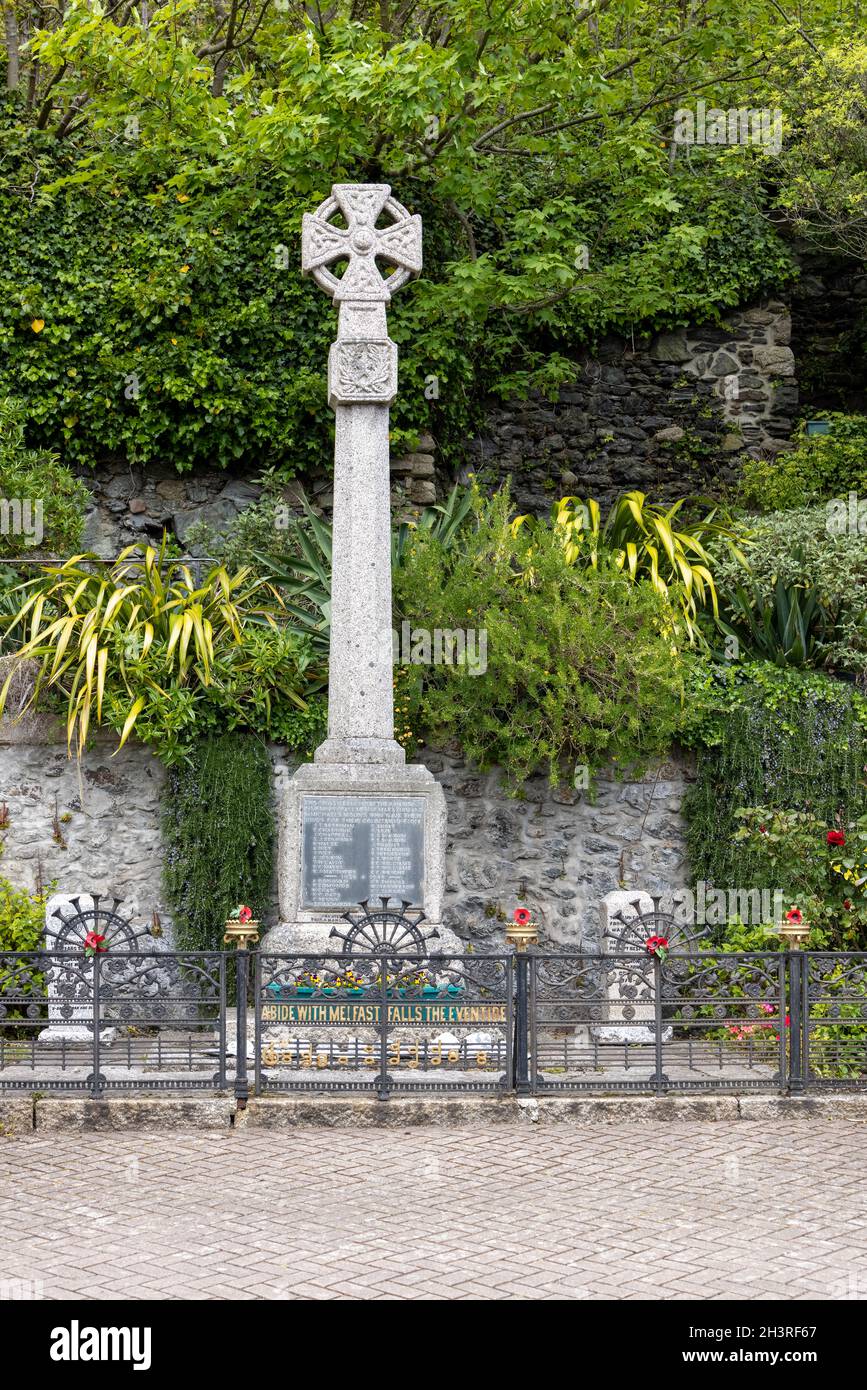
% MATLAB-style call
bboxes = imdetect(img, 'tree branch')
[3,4,20,92]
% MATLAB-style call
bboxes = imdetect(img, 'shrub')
[738,414,867,511]
[713,505,867,674]
[0,397,88,559]
[732,807,867,949]
[0,875,47,953]
[394,489,686,788]
[0,875,50,1009]
[162,733,274,951]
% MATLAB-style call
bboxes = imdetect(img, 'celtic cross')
[302,183,422,304]
[300,184,422,765]
[302,183,422,407]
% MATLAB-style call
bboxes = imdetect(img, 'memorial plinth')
[266,183,457,956]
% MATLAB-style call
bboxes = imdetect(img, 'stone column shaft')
[316,402,401,763]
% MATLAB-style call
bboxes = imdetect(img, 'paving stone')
[3,1121,867,1300]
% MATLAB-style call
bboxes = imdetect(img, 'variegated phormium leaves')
[0,538,291,757]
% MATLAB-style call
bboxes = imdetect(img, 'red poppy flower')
[513,908,531,926]
[239,905,252,924]
[785,908,803,924]
[827,830,846,847]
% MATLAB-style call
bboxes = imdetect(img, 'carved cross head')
[302,184,422,304]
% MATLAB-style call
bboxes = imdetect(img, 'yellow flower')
[179,265,190,274]
[176,193,190,203]
[30,319,45,333]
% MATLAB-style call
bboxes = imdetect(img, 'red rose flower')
[785,908,803,925]
[83,931,107,957]
[513,908,531,926]
[759,824,767,835]
[827,830,846,847]
[844,900,853,911]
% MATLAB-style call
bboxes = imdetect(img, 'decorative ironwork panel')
[804,953,867,1088]
[255,949,512,1098]
[0,949,228,1096]
[529,951,787,1094]
[47,895,154,951]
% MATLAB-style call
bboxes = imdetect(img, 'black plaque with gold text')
[301,794,425,909]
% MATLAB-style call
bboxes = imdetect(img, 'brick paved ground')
[3,1121,867,1300]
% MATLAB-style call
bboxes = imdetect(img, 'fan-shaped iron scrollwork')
[331,898,439,964]
[606,894,699,956]
[47,895,153,951]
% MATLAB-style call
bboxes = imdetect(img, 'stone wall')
[77,438,439,559]
[464,300,795,513]
[0,731,168,932]
[1,703,692,949]
[74,299,796,551]
[428,749,692,949]
[789,259,867,415]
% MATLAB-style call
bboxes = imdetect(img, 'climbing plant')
[161,732,274,951]
[682,660,867,893]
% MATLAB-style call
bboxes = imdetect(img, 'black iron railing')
[1,947,866,1099]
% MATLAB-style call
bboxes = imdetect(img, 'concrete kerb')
[0,1092,864,1134]
[0,1096,34,1136]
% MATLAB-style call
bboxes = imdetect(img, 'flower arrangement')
[281,965,446,995]
[294,967,367,991]
[377,968,438,991]
[83,931,107,958]
[223,901,260,948]
[644,934,669,961]
[508,906,539,949]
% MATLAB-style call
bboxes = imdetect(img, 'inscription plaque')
[301,794,425,909]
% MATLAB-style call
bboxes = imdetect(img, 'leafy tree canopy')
[0,0,861,475]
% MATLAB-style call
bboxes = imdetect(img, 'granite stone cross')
[302,183,422,765]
